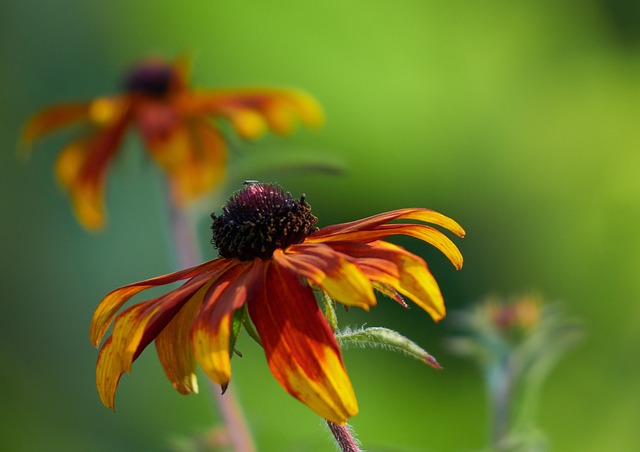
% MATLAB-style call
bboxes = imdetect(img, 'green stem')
[487,358,514,451]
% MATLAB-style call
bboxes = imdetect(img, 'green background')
[2,1,640,450]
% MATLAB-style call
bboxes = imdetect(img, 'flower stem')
[326,421,361,452]
[208,380,256,452]
[487,359,514,451]
[165,181,256,452]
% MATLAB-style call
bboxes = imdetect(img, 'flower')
[90,183,465,424]
[21,57,323,230]
[447,295,582,450]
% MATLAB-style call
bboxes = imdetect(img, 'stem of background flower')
[487,360,514,451]
[326,421,361,452]
[166,181,256,452]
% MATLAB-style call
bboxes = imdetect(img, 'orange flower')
[90,183,464,424]
[21,57,322,230]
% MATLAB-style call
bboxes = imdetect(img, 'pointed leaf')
[337,326,442,369]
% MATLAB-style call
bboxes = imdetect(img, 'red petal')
[248,260,358,424]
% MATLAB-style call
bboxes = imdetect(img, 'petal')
[191,261,260,386]
[20,102,91,150]
[90,258,231,347]
[222,109,267,140]
[88,96,130,126]
[97,277,215,409]
[68,180,105,231]
[54,139,103,230]
[95,337,123,409]
[141,117,228,203]
[134,101,181,145]
[55,110,131,230]
[273,244,376,310]
[192,88,323,136]
[109,279,213,375]
[309,221,463,270]
[326,241,447,321]
[154,288,204,395]
[174,119,228,202]
[309,208,466,240]
[248,260,358,424]
[305,209,464,269]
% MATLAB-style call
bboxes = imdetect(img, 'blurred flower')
[21,57,322,230]
[90,182,464,424]
[448,295,582,451]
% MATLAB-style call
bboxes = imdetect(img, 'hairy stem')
[327,421,360,452]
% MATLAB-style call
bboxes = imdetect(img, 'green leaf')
[321,290,339,332]
[336,326,441,369]
[242,304,262,347]
[228,307,245,357]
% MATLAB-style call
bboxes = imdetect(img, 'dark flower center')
[211,183,318,261]
[124,60,173,97]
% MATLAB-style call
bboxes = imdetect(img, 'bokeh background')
[2,0,640,450]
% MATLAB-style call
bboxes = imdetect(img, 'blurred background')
[2,0,640,450]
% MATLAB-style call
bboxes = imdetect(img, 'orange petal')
[141,118,228,203]
[380,224,463,269]
[96,336,123,409]
[20,102,91,151]
[311,224,463,270]
[248,261,358,424]
[68,180,106,231]
[54,111,130,231]
[310,208,465,240]
[224,109,267,140]
[108,279,213,375]
[155,287,204,395]
[273,245,376,310]
[282,89,324,129]
[326,241,447,321]
[88,96,130,126]
[175,119,227,202]
[54,139,103,230]
[90,258,231,347]
[191,261,260,386]
[193,88,323,136]
[96,276,213,408]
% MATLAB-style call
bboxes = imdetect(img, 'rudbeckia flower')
[90,183,465,424]
[21,57,322,230]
